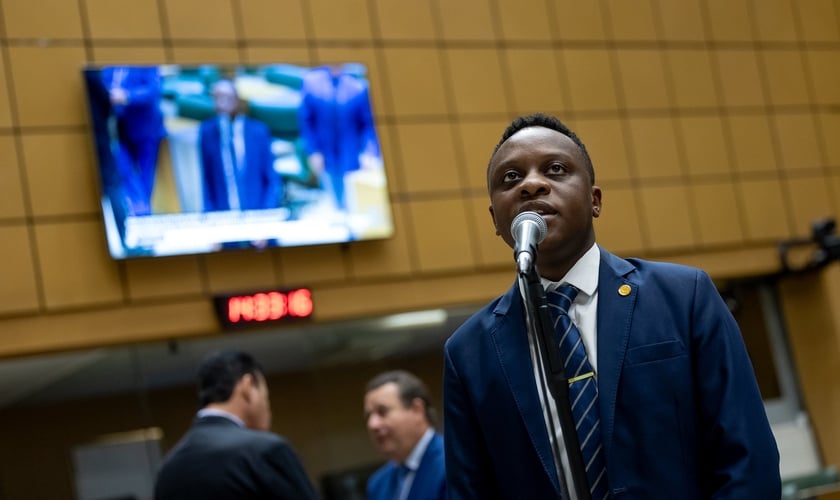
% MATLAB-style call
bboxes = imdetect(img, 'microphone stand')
[517,253,591,500]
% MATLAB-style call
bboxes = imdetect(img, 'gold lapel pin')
[618,284,632,296]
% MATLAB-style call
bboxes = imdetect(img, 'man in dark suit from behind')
[154,349,319,499]
[364,370,445,500]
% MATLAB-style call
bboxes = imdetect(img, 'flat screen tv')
[82,63,394,259]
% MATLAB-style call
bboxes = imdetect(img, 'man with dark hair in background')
[154,349,318,499]
[442,113,780,498]
[364,370,445,500]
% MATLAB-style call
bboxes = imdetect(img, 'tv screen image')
[82,63,394,259]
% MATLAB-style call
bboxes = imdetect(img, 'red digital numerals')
[225,288,313,324]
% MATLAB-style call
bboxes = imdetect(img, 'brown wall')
[2,0,839,358]
[1,0,840,497]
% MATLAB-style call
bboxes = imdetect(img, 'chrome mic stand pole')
[517,253,592,500]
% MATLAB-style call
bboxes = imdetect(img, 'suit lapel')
[492,283,561,494]
[595,251,637,460]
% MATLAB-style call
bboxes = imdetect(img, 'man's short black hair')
[366,370,437,427]
[487,112,595,186]
[197,350,264,408]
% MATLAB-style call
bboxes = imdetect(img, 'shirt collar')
[197,408,245,427]
[219,114,243,127]
[541,243,600,298]
[403,428,435,472]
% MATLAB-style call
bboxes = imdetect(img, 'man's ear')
[237,374,255,402]
[409,397,426,416]
[489,205,500,236]
[592,185,602,218]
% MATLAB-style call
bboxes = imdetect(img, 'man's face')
[244,373,272,431]
[212,82,239,116]
[364,382,425,462]
[487,127,601,279]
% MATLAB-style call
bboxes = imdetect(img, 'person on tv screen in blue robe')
[100,65,166,217]
[298,64,381,213]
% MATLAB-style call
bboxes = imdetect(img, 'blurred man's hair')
[198,349,264,408]
[366,370,437,427]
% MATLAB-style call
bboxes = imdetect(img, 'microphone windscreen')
[510,211,547,244]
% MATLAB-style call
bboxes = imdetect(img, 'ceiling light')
[379,309,447,329]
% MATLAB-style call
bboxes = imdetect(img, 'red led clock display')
[214,288,313,329]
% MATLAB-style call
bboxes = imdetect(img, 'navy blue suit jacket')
[443,249,780,499]
[154,416,318,499]
[367,432,446,500]
[199,116,280,212]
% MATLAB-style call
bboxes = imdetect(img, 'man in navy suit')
[154,349,318,499]
[199,79,281,212]
[364,370,446,500]
[298,64,381,212]
[443,113,780,499]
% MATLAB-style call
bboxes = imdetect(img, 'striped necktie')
[220,117,240,210]
[547,284,609,499]
[392,463,411,500]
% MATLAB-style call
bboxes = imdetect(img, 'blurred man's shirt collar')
[197,408,245,427]
[404,427,434,471]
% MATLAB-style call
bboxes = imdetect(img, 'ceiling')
[0,304,480,409]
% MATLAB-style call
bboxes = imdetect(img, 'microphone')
[511,211,547,274]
